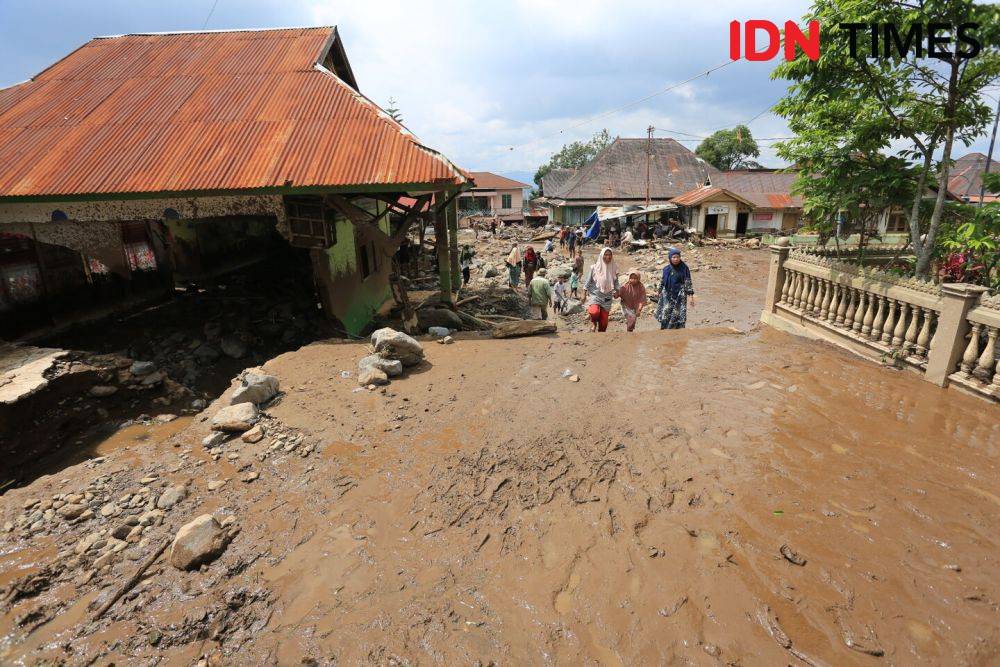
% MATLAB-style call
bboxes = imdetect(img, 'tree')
[773,0,1000,278]
[534,129,612,191]
[695,125,761,170]
[386,97,403,124]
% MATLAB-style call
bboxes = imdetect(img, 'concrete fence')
[760,242,999,403]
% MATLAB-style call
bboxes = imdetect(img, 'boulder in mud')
[211,403,258,432]
[358,367,389,386]
[491,320,557,339]
[358,355,402,378]
[370,328,424,367]
[220,336,247,359]
[130,361,156,376]
[562,299,584,315]
[88,385,118,398]
[230,372,279,406]
[156,484,188,510]
[168,514,230,570]
[427,326,450,338]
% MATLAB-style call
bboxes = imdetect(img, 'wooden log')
[456,310,493,330]
[91,538,170,621]
[490,320,557,339]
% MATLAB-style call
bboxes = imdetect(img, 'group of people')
[505,240,695,331]
[583,246,695,332]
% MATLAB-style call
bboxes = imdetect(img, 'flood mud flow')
[1,312,996,664]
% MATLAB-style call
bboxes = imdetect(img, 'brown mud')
[1,321,997,664]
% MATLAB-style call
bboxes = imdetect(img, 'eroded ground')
[1,324,997,665]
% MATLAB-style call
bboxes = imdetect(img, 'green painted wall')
[319,205,393,336]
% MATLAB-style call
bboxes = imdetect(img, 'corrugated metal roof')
[0,27,467,200]
[555,138,717,202]
[467,171,530,190]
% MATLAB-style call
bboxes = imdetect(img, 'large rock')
[484,266,499,278]
[211,403,259,432]
[88,385,118,398]
[370,328,424,367]
[358,355,403,378]
[169,514,229,570]
[358,367,389,386]
[230,372,279,406]
[563,299,584,315]
[417,308,463,331]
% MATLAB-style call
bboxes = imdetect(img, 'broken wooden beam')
[490,320,557,339]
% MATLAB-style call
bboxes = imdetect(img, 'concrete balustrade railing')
[761,243,997,403]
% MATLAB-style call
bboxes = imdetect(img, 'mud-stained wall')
[0,195,285,225]
[310,208,393,337]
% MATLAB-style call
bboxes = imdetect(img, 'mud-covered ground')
[2,321,997,664]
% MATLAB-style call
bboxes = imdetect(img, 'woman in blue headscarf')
[655,247,695,329]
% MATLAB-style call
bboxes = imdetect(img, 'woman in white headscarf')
[505,244,522,289]
[585,247,620,332]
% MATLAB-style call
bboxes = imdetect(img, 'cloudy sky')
[1,0,996,184]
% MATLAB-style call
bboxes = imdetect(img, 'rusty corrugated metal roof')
[0,27,467,200]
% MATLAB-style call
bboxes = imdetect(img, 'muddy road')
[1,323,996,665]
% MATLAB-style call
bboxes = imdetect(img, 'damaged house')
[0,27,468,339]
[542,138,717,226]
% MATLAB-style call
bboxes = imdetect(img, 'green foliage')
[534,129,612,190]
[772,0,1000,278]
[936,202,1000,289]
[694,125,761,171]
[386,97,403,124]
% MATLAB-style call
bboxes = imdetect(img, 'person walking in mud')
[459,244,475,287]
[527,268,553,320]
[655,247,695,329]
[618,268,647,332]
[585,247,619,333]
[505,243,522,290]
[570,249,584,299]
[522,245,539,287]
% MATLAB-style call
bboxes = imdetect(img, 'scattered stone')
[75,533,105,555]
[242,471,259,483]
[230,372,279,406]
[99,502,121,518]
[203,432,228,448]
[358,355,403,378]
[191,398,207,410]
[154,414,177,424]
[88,385,119,398]
[437,335,454,345]
[780,543,807,566]
[427,326,451,338]
[568,375,580,382]
[207,480,227,491]
[484,266,499,278]
[241,425,264,443]
[156,485,188,510]
[211,403,259,432]
[131,361,156,376]
[141,371,165,387]
[57,504,87,520]
[169,514,230,570]
[371,328,425,367]
[22,499,40,510]
[357,367,389,387]
[562,299,584,315]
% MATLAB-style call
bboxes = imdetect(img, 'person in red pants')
[585,247,620,332]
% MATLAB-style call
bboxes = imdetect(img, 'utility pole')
[645,125,654,207]
[978,95,999,208]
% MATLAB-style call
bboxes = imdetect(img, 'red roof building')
[0,27,469,337]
